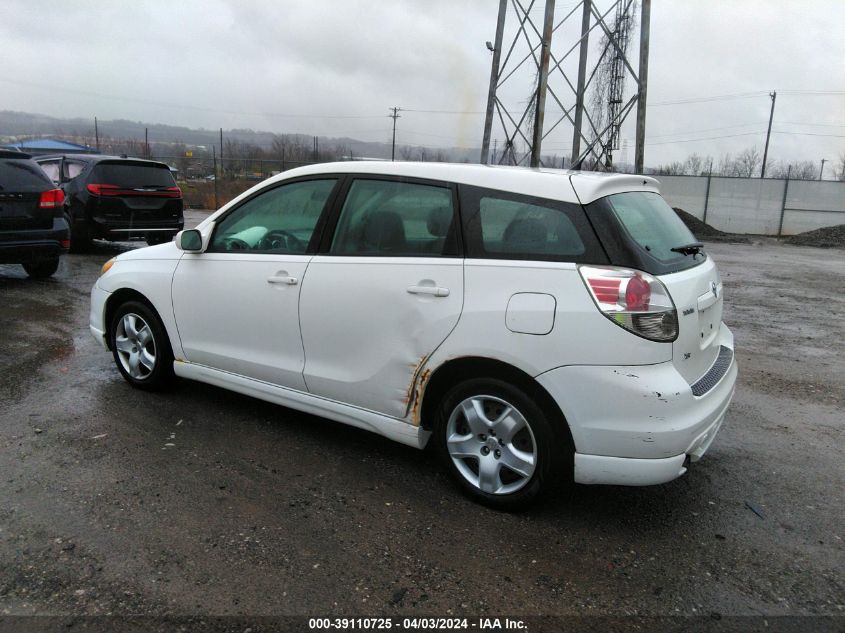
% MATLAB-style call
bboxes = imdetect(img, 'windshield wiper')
[670,242,704,256]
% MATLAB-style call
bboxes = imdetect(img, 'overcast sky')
[2,0,844,172]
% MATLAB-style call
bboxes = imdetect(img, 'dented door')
[299,255,463,418]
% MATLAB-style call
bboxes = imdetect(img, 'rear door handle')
[407,285,449,297]
[267,275,298,285]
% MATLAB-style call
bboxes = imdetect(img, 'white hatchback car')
[90,162,737,508]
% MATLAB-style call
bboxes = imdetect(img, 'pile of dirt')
[673,208,749,243]
[784,224,845,248]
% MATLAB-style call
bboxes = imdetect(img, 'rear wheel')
[109,300,174,390]
[434,378,569,510]
[22,258,60,278]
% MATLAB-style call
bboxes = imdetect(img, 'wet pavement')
[0,215,842,620]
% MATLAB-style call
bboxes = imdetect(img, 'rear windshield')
[604,191,702,265]
[92,163,176,188]
[0,158,53,192]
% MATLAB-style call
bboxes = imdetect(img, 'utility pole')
[819,158,827,180]
[530,0,555,168]
[389,107,401,161]
[761,91,776,178]
[571,0,591,169]
[94,116,100,152]
[219,128,224,180]
[634,0,651,174]
[212,145,219,210]
[481,0,507,164]
[144,127,149,158]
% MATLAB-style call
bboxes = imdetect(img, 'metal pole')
[634,0,650,174]
[212,145,219,211]
[531,0,556,168]
[819,158,827,180]
[703,175,712,225]
[481,0,507,164]
[761,91,776,178]
[389,107,401,161]
[777,164,791,237]
[571,0,591,168]
[94,116,100,151]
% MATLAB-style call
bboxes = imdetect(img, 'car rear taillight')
[579,265,678,342]
[39,188,65,208]
[87,184,121,196]
[60,239,71,249]
[86,184,181,197]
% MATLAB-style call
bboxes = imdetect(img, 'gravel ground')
[0,213,842,626]
[784,224,845,249]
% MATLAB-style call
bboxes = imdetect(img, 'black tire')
[109,300,175,391]
[22,258,60,279]
[433,378,570,510]
[68,220,92,253]
[145,232,176,246]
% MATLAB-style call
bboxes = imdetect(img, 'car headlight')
[100,258,116,276]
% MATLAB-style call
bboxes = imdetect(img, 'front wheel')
[109,300,174,390]
[434,378,569,510]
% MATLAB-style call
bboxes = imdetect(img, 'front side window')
[210,179,336,253]
[460,185,605,263]
[330,179,457,257]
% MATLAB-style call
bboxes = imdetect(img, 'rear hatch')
[0,155,56,230]
[88,161,182,226]
[588,190,723,384]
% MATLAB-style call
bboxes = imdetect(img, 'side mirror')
[177,229,203,252]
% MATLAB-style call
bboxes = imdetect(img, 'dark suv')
[0,150,70,278]
[35,154,184,249]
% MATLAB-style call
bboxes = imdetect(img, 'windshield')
[605,191,700,263]
[92,162,176,188]
[0,158,53,192]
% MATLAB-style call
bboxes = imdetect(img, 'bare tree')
[836,152,845,181]
[732,147,762,178]
[683,153,704,176]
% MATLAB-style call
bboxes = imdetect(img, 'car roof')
[268,161,660,205]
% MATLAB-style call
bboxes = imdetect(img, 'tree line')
[654,148,845,181]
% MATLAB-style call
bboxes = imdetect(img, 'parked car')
[89,162,737,508]
[0,150,69,277]
[35,154,184,249]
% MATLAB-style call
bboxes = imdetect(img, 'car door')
[171,177,340,390]
[299,176,464,418]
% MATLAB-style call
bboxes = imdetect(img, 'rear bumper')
[537,323,737,486]
[0,218,70,264]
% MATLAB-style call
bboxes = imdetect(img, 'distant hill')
[0,109,478,162]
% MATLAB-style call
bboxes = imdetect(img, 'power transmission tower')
[389,107,401,161]
[480,0,650,172]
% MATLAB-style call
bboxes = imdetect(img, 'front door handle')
[267,275,298,285]
[407,285,449,297]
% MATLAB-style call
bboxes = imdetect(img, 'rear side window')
[459,185,605,263]
[38,159,61,183]
[64,161,85,180]
[0,158,53,192]
[92,163,176,188]
[330,179,458,257]
[604,192,698,263]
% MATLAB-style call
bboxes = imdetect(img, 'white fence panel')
[654,174,845,236]
[655,176,708,219]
